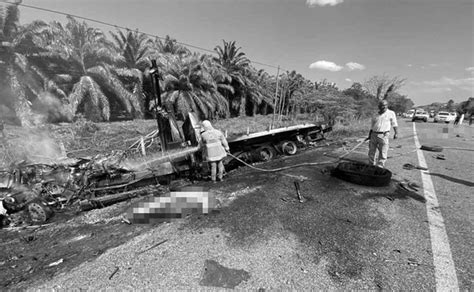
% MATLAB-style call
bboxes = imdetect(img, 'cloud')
[309,60,343,71]
[345,78,352,82]
[466,67,474,72]
[412,76,474,93]
[306,0,344,7]
[407,64,413,67]
[345,62,365,71]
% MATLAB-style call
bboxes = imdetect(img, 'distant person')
[470,114,474,126]
[458,113,465,125]
[200,120,230,183]
[454,113,460,125]
[366,100,398,168]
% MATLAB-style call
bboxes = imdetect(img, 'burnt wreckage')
[0,60,331,226]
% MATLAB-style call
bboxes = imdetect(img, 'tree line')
[1,3,415,127]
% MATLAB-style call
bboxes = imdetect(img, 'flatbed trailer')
[226,123,332,163]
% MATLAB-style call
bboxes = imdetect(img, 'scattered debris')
[47,258,63,267]
[121,217,131,225]
[403,163,428,171]
[136,239,168,255]
[407,258,420,266]
[396,182,426,203]
[109,266,120,280]
[294,181,304,203]
[420,145,443,152]
[434,154,446,160]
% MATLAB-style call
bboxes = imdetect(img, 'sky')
[15,0,474,106]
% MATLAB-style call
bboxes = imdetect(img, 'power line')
[1,0,286,72]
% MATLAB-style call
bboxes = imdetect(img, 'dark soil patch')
[200,259,250,288]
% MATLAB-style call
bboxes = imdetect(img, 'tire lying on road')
[332,162,392,187]
[420,145,443,152]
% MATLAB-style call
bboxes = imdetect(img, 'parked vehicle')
[412,110,429,122]
[406,109,415,118]
[434,111,454,123]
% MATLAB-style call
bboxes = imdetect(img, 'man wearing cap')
[200,120,230,182]
[367,100,398,168]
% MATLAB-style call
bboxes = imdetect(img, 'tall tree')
[214,40,250,116]
[0,1,50,125]
[363,74,405,100]
[30,16,141,121]
[160,54,229,120]
[153,35,190,56]
[110,28,154,118]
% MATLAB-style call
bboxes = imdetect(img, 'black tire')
[27,199,53,224]
[420,145,443,152]
[332,162,392,187]
[256,146,275,162]
[281,141,298,155]
[423,118,427,122]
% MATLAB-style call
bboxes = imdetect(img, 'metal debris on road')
[136,239,168,255]
[109,266,120,280]
[294,181,304,203]
[403,163,428,171]
[433,154,446,160]
[47,258,63,267]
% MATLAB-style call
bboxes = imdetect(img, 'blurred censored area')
[127,186,216,224]
[416,125,473,139]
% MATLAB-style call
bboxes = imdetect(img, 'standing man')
[200,120,230,183]
[367,100,398,168]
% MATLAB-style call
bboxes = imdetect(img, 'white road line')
[412,123,459,291]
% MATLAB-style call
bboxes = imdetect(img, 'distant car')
[406,109,415,118]
[434,111,454,123]
[412,110,429,122]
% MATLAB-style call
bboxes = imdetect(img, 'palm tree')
[110,28,155,118]
[213,40,250,116]
[152,35,190,56]
[160,54,229,120]
[0,1,52,125]
[29,16,140,122]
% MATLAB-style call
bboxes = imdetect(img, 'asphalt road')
[24,119,473,290]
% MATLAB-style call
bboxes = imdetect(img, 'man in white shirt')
[367,100,398,168]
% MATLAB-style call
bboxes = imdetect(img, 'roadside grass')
[326,119,370,141]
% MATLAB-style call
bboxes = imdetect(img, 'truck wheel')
[27,200,53,224]
[257,146,275,162]
[281,141,298,155]
[332,162,392,187]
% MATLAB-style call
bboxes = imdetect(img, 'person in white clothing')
[367,100,398,168]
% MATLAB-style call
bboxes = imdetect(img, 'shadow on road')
[428,173,474,187]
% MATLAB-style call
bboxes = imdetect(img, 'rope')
[227,139,368,173]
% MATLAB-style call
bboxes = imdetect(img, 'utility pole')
[149,59,169,152]
[270,66,280,130]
